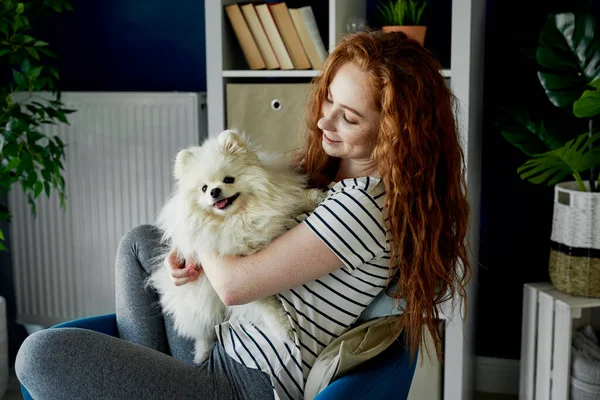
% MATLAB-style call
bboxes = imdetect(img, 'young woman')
[16,30,471,400]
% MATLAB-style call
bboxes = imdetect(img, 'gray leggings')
[15,225,274,400]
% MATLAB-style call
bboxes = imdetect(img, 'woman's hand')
[167,249,203,286]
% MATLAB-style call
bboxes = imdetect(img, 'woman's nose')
[317,115,334,132]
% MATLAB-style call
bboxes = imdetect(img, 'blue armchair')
[20,313,417,399]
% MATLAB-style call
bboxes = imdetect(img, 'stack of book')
[224,2,327,70]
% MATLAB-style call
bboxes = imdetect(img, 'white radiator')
[8,92,207,327]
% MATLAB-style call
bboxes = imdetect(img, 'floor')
[3,370,21,400]
[1,368,518,400]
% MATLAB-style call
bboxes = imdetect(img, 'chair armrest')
[52,313,119,338]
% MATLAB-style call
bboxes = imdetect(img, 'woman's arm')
[198,222,342,306]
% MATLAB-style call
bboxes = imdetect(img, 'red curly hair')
[293,30,472,361]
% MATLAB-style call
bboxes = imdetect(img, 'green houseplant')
[0,0,74,250]
[498,12,600,297]
[376,0,428,45]
[499,12,600,193]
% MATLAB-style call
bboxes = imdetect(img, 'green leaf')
[13,72,27,90]
[21,151,32,170]
[27,170,37,187]
[590,78,600,90]
[38,48,58,58]
[34,181,43,198]
[0,49,10,58]
[34,40,49,47]
[536,13,600,110]
[13,16,22,32]
[33,77,47,91]
[16,2,25,14]
[47,66,59,80]
[2,157,17,171]
[495,108,572,156]
[29,66,43,79]
[573,89,600,118]
[44,181,51,197]
[517,132,600,186]
[26,47,40,60]
[21,58,30,74]
[27,194,36,217]
[0,241,6,252]
[54,110,68,124]
[0,229,4,241]
[20,16,30,28]
[41,169,51,181]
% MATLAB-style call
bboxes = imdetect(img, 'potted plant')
[0,0,74,251]
[376,0,428,45]
[498,12,600,297]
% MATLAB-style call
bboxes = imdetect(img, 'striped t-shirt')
[217,176,391,400]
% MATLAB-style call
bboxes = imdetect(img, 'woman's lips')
[323,133,341,144]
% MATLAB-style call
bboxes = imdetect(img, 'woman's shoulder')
[328,176,383,194]
[327,176,386,207]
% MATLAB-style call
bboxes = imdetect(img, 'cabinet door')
[226,83,312,157]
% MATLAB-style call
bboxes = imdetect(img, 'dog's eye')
[223,176,235,184]
[201,185,207,193]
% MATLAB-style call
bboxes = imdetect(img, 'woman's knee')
[15,329,72,389]
[116,224,165,269]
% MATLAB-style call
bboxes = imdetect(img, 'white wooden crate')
[520,282,600,400]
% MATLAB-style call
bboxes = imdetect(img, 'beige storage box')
[226,83,312,158]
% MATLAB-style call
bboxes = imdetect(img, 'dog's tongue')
[215,199,228,209]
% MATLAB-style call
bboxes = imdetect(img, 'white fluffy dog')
[147,129,325,364]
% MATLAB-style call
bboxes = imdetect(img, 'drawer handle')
[271,99,283,111]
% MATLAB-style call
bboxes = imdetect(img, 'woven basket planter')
[549,181,600,297]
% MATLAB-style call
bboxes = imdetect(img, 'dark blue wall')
[45,0,207,92]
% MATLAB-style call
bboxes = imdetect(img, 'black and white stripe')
[219,177,390,400]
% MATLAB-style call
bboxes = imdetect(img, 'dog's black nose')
[210,188,221,198]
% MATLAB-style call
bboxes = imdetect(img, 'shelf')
[223,70,320,78]
[223,68,452,78]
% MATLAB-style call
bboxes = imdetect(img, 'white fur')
[147,129,325,364]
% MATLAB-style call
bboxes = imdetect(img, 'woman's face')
[317,62,380,163]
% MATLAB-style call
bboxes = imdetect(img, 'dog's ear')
[218,129,248,155]
[174,149,195,180]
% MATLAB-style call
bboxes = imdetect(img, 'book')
[268,2,311,70]
[289,6,327,70]
[240,3,279,70]
[254,3,294,70]
[224,4,266,70]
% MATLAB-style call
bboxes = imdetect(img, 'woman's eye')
[343,115,357,125]
[201,185,207,192]
[223,176,235,184]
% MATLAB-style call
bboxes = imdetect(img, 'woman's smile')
[323,133,341,144]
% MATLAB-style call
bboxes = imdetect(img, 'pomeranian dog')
[147,129,325,364]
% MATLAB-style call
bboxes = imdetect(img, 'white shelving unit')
[204,1,485,399]
[222,69,452,78]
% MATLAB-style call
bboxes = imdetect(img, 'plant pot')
[549,181,600,297]
[381,25,427,46]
